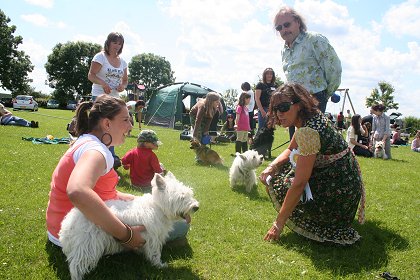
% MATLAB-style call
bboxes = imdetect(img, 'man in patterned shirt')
[274,6,342,139]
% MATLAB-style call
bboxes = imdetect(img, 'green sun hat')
[137,130,162,146]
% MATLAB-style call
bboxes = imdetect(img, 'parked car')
[13,95,38,111]
[66,100,77,110]
[47,99,60,109]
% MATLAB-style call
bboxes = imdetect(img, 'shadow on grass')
[194,161,230,171]
[46,240,199,280]
[276,219,408,277]
[231,185,270,202]
[388,158,409,163]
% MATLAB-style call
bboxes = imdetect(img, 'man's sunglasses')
[275,22,292,31]
[273,101,299,113]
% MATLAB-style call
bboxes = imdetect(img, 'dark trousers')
[353,146,373,157]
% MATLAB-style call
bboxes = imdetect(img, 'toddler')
[122,130,164,191]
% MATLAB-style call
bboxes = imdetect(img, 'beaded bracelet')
[119,224,133,245]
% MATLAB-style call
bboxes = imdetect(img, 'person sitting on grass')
[0,103,39,128]
[346,114,373,157]
[46,95,145,249]
[411,130,420,152]
[221,114,236,142]
[391,127,407,145]
[121,130,164,192]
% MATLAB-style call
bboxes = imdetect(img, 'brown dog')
[190,139,223,165]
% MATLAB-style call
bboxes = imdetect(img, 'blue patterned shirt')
[372,113,391,139]
[282,31,342,96]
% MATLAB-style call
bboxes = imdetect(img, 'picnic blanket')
[22,136,70,144]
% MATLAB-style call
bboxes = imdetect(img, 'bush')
[403,116,420,135]
[35,97,49,108]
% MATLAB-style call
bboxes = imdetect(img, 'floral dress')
[266,113,365,245]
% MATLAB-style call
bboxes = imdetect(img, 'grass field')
[0,108,419,280]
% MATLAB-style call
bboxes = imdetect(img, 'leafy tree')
[0,9,34,95]
[365,81,399,112]
[45,41,101,104]
[223,89,239,109]
[128,53,175,99]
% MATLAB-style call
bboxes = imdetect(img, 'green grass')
[0,108,419,279]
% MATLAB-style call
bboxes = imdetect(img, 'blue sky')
[2,0,419,117]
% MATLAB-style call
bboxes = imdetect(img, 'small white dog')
[59,172,199,280]
[374,141,388,159]
[229,150,264,192]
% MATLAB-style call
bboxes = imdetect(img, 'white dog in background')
[59,172,199,280]
[229,150,264,192]
[374,141,388,159]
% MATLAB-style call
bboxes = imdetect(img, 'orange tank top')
[46,140,118,238]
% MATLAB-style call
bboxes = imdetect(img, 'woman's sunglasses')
[273,101,299,113]
[275,22,292,31]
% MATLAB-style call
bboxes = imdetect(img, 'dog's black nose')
[192,206,199,212]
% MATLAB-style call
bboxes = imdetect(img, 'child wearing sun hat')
[121,129,164,191]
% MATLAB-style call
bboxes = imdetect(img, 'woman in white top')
[88,32,128,161]
[346,114,372,157]
[88,32,128,101]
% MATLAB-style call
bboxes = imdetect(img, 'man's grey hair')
[274,6,307,32]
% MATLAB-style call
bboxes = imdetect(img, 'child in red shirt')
[122,130,164,191]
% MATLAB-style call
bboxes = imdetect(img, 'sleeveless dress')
[266,113,365,245]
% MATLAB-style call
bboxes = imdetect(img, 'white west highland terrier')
[229,150,264,193]
[59,172,199,280]
[374,140,388,159]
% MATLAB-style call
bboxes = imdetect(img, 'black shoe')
[35,121,39,128]
[30,121,36,128]
[113,156,121,169]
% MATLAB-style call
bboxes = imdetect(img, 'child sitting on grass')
[122,130,164,192]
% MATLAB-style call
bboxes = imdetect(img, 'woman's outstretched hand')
[264,222,284,242]
[259,164,277,186]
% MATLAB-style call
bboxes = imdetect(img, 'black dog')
[250,126,274,159]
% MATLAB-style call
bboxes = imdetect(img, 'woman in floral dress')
[259,83,365,245]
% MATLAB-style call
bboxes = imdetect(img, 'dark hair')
[262,68,276,84]
[135,100,145,108]
[371,104,386,112]
[351,114,362,135]
[238,92,251,108]
[104,32,124,55]
[226,114,234,120]
[274,6,307,32]
[74,95,126,137]
[241,82,251,91]
[268,83,319,127]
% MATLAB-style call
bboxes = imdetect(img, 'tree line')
[0,9,175,106]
